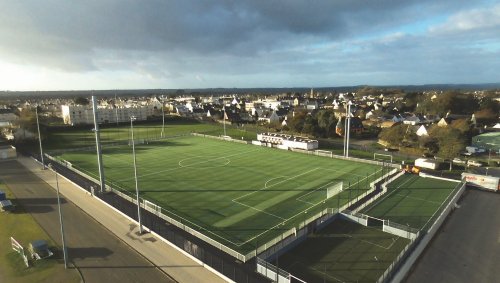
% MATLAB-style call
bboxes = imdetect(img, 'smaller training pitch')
[362,174,461,230]
[58,135,384,254]
[276,218,410,283]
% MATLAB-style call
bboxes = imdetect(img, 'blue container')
[0,190,5,201]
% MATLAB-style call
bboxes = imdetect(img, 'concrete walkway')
[18,156,227,283]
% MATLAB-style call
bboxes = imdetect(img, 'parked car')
[467,160,484,167]
[452,158,466,165]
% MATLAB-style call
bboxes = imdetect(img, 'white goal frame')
[374,153,393,163]
[326,182,343,200]
[315,150,333,158]
[11,237,29,267]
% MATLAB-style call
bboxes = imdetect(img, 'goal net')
[128,138,146,146]
[326,182,343,199]
[373,153,393,163]
[315,150,333,158]
[11,237,29,267]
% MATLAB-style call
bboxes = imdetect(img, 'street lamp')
[130,116,143,234]
[48,164,68,269]
[35,107,45,169]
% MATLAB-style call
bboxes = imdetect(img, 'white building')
[256,132,318,150]
[61,104,155,125]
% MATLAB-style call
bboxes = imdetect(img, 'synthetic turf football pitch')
[275,218,410,283]
[56,135,385,254]
[361,174,461,230]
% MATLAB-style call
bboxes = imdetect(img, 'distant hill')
[0,83,499,99]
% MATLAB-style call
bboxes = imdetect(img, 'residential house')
[437,117,454,127]
[380,121,399,128]
[258,111,280,124]
[335,116,364,136]
[403,114,424,125]
[416,125,429,137]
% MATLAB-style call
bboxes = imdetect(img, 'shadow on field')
[101,141,191,154]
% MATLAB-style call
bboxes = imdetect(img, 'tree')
[316,110,337,137]
[301,115,318,135]
[418,91,479,116]
[15,107,44,142]
[428,126,466,170]
[474,108,497,126]
[74,97,89,105]
[287,111,307,133]
[450,119,471,134]
[378,124,406,147]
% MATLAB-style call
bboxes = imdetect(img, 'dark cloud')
[0,0,498,88]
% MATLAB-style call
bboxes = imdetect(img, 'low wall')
[340,211,368,226]
[256,257,290,283]
[383,223,418,240]
[419,172,461,183]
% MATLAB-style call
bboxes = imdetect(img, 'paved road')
[0,160,175,283]
[405,189,500,283]
[16,156,227,283]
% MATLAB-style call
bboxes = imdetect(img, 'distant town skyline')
[0,1,499,91]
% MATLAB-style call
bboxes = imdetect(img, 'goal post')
[326,182,343,200]
[11,237,29,267]
[374,153,393,163]
[128,138,145,146]
[315,149,333,158]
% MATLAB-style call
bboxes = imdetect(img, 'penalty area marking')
[264,176,289,189]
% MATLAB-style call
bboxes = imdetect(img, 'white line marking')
[264,176,288,189]
[395,193,443,205]
[421,182,463,230]
[233,167,320,201]
[363,174,418,213]
[122,148,259,181]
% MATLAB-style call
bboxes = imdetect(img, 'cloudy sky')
[0,0,499,91]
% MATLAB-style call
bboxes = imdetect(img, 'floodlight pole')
[35,107,45,169]
[346,101,352,158]
[50,165,68,269]
[92,95,106,193]
[161,95,165,138]
[115,93,119,126]
[130,116,143,234]
[223,106,227,136]
[343,103,347,157]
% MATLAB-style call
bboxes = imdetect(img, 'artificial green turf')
[361,174,461,230]
[275,218,410,283]
[57,135,384,254]
[44,119,258,151]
